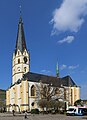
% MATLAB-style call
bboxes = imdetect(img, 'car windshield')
[68,108,74,111]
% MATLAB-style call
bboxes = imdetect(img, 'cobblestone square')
[0,113,87,120]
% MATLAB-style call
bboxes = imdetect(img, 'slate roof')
[61,76,77,87]
[15,16,27,54]
[23,72,77,87]
[9,72,78,89]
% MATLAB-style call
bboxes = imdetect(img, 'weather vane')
[19,0,22,16]
[20,5,22,16]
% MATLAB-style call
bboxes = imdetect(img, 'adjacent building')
[0,89,6,111]
[6,16,80,112]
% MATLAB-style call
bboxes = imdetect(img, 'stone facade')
[6,16,80,112]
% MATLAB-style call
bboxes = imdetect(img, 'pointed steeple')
[15,16,27,55]
[56,62,59,77]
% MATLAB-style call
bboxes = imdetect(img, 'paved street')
[0,113,87,120]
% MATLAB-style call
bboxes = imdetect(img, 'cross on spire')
[19,5,22,16]
[19,0,22,16]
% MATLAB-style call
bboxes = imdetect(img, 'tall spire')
[15,16,27,55]
[56,62,59,77]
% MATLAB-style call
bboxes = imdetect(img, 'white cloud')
[60,64,67,70]
[41,70,47,72]
[58,35,74,44]
[51,0,87,34]
[60,64,79,70]
[68,65,79,69]
[40,70,52,74]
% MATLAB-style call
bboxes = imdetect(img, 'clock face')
[24,57,27,63]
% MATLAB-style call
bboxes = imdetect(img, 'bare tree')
[40,82,68,100]
[37,82,66,112]
[40,84,57,101]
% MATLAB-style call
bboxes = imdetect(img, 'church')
[6,15,80,112]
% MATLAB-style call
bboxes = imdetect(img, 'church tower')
[12,16,30,84]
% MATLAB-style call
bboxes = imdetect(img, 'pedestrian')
[24,111,27,119]
[12,110,15,116]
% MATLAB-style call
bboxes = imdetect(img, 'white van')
[66,106,77,116]
[66,106,87,116]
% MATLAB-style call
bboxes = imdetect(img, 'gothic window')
[31,85,35,96]
[18,59,20,64]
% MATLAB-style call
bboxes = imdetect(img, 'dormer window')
[18,51,20,55]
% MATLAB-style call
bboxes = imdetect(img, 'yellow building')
[6,16,80,112]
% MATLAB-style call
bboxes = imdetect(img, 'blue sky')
[0,0,87,99]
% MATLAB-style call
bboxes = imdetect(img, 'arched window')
[31,85,35,96]
[18,59,20,64]
[24,67,26,72]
